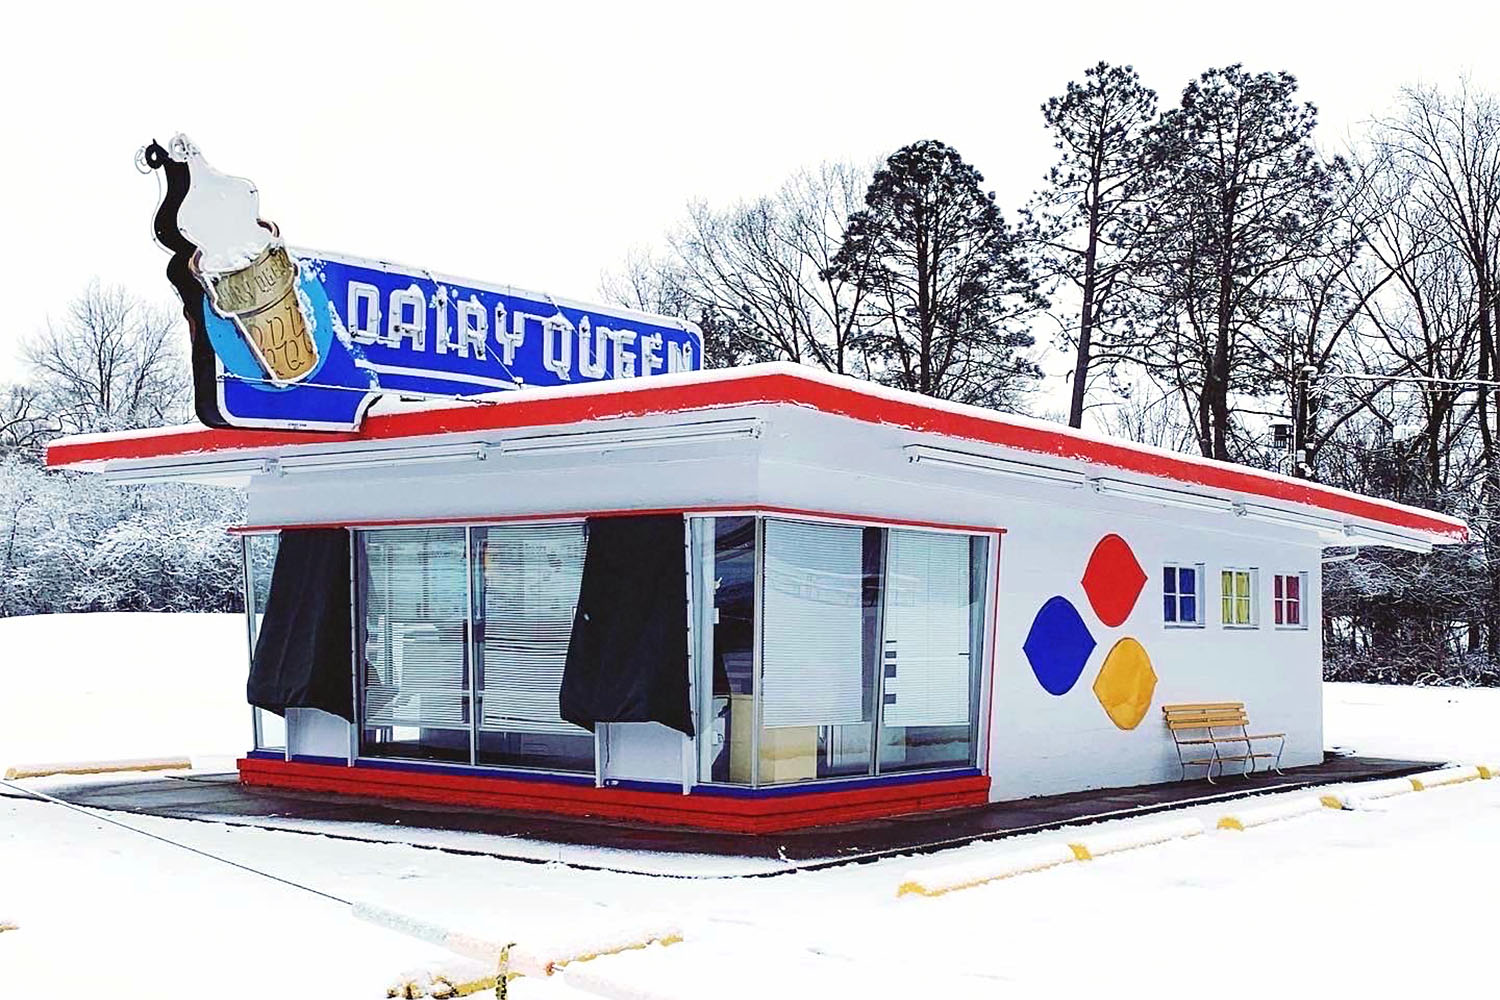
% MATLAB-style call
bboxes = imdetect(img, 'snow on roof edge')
[45,361,1467,539]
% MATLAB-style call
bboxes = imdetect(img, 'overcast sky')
[2,0,1496,395]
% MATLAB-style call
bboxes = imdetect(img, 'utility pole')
[1291,364,1317,479]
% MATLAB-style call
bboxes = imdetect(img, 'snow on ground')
[0,613,248,771]
[1325,679,1500,762]
[2,612,1498,998]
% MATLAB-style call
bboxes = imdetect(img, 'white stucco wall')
[250,401,1326,803]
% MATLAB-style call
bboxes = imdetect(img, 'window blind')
[477,523,587,736]
[760,519,867,728]
[361,528,470,729]
[881,530,973,728]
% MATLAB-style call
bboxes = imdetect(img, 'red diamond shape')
[1081,533,1145,627]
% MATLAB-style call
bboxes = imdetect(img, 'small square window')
[1163,563,1205,626]
[1273,572,1307,629]
[1221,568,1258,627]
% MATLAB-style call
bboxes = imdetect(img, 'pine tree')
[827,140,1044,409]
[1028,63,1159,428]
[1138,67,1341,460]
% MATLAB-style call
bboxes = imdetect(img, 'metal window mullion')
[691,519,715,783]
[970,534,995,767]
[977,532,1002,771]
[870,527,890,777]
[681,516,697,794]
[242,535,262,752]
[466,525,479,768]
[347,528,358,765]
[751,517,764,789]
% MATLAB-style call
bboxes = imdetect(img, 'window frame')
[241,530,287,757]
[690,508,999,790]
[351,518,598,777]
[268,505,999,792]
[1220,566,1259,629]
[1272,571,1309,630]
[1162,561,1206,628]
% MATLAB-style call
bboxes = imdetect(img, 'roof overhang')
[45,362,1468,549]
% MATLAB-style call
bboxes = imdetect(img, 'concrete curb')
[2,757,192,780]
[900,763,1498,897]
[1408,766,1483,791]
[898,841,1078,897]
[899,818,1205,897]
[1066,817,1205,859]
[386,958,495,998]
[1326,776,1419,809]
[353,903,682,982]
[1216,796,1330,830]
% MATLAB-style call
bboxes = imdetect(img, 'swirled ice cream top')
[168,134,275,274]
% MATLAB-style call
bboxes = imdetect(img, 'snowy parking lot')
[3,613,1498,998]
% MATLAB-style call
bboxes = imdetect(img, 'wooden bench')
[1162,702,1286,783]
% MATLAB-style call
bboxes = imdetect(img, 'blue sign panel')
[142,135,701,431]
[204,249,703,430]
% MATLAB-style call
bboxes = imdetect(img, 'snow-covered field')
[2,613,1498,998]
[0,612,249,770]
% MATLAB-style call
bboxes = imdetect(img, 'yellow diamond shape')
[1093,637,1157,730]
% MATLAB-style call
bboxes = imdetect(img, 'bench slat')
[1166,718,1248,730]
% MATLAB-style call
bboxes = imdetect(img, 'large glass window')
[878,530,987,773]
[759,519,879,783]
[694,516,991,786]
[357,527,472,762]
[696,516,758,783]
[471,524,593,771]
[352,522,594,773]
[244,532,285,752]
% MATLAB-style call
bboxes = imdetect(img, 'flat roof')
[45,362,1467,543]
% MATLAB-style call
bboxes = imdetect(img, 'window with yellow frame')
[1220,568,1257,627]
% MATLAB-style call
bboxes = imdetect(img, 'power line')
[1,778,351,906]
[1316,371,1500,392]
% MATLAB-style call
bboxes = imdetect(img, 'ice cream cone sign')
[141,133,703,432]
[151,135,319,386]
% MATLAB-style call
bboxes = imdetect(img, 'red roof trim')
[46,368,1466,540]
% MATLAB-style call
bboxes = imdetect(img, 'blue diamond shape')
[1023,596,1097,696]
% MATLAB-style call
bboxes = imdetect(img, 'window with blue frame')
[1163,563,1204,626]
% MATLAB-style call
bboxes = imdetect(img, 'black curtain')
[560,515,693,736]
[248,529,354,721]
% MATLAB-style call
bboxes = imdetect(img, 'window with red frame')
[1273,572,1307,627]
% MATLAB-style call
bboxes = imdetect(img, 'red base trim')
[237,757,990,834]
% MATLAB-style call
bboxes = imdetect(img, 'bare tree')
[600,247,773,370]
[1357,151,1483,501]
[1371,82,1500,654]
[0,384,53,460]
[23,281,190,434]
[664,162,876,375]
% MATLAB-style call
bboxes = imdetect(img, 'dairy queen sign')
[141,135,703,431]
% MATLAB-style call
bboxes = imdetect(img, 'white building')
[47,363,1466,832]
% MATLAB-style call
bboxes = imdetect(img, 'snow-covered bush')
[0,456,244,616]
